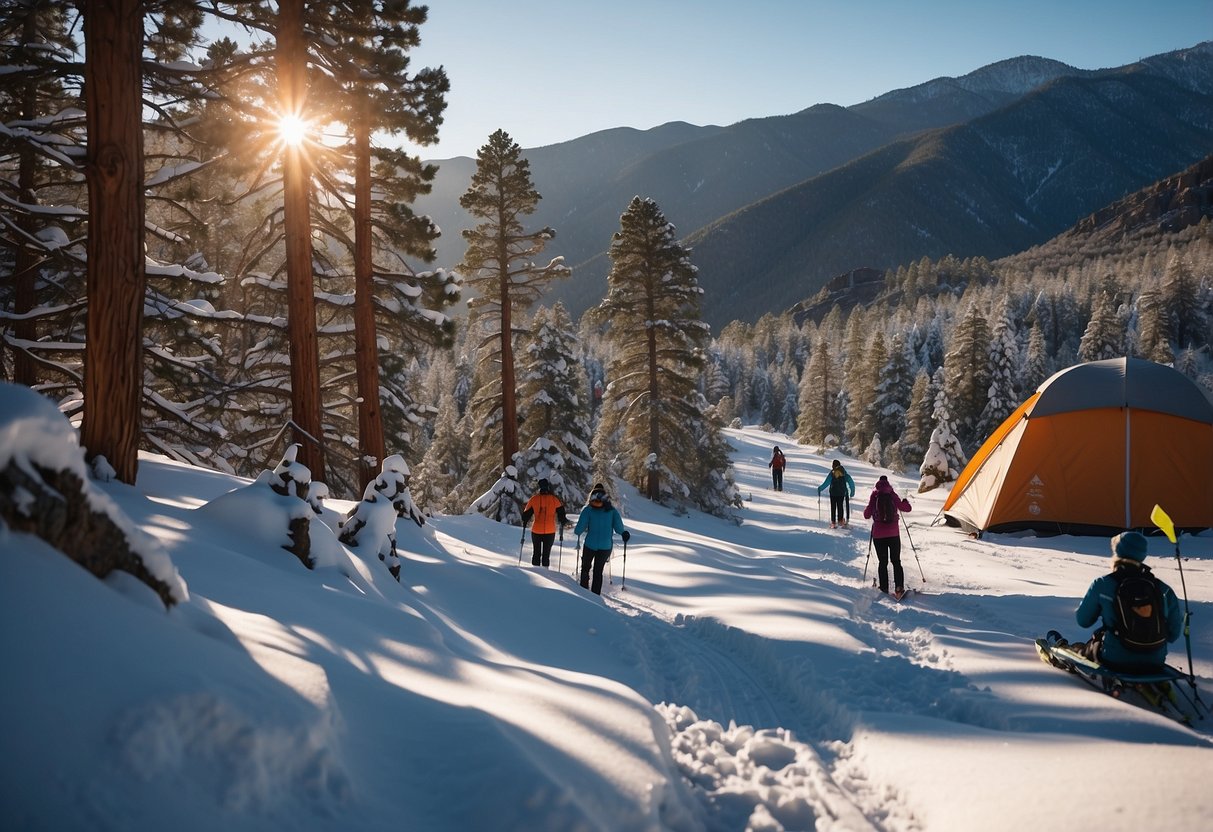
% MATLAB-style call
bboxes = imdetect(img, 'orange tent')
[943,357,1213,536]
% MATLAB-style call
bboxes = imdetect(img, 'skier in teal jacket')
[573,483,629,595]
[816,460,855,528]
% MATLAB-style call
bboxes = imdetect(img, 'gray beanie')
[1111,531,1148,561]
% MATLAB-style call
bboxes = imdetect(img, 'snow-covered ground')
[3,407,1211,831]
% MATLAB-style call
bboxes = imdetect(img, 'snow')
[2,397,1211,831]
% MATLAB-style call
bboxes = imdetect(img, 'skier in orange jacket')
[521,478,569,568]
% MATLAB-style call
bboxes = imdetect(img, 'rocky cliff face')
[1065,154,1213,239]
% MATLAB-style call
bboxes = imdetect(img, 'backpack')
[774,450,785,468]
[1111,568,1167,652]
[874,490,895,523]
[829,467,848,495]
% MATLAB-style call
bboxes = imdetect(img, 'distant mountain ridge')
[415,42,1213,329]
[791,153,1213,323]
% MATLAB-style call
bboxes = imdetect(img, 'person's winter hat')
[1111,531,1148,561]
[537,478,551,493]
[832,460,841,469]
[878,475,888,483]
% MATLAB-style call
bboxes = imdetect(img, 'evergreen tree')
[1161,256,1208,353]
[873,332,914,445]
[977,297,1020,439]
[942,299,992,450]
[590,197,738,515]
[1078,282,1127,362]
[850,331,887,452]
[460,129,570,494]
[517,303,593,505]
[468,464,524,525]
[1022,321,1050,392]
[899,369,934,471]
[919,369,966,492]
[795,336,842,448]
[411,386,469,514]
[1135,287,1174,364]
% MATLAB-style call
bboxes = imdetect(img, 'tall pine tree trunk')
[279,0,326,482]
[646,324,660,500]
[498,237,518,471]
[352,111,384,491]
[80,0,145,485]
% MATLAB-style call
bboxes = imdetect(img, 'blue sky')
[407,0,1211,159]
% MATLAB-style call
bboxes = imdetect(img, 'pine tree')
[1161,256,1208,353]
[795,336,842,448]
[873,332,914,445]
[942,299,992,450]
[517,303,593,505]
[850,331,887,452]
[460,129,570,494]
[1021,320,1050,392]
[1135,287,1174,364]
[468,464,524,525]
[411,386,469,514]
[919,369,966,492]
[590,197,738,514]
[899,369,934,470]
[1078,281,1127,362]
[977,297,1020,439]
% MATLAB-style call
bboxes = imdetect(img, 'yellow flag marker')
[1150,503,1177,544]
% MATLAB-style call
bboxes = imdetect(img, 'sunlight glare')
[278,113,308,148]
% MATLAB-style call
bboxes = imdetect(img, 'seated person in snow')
[1049,532,1183,672]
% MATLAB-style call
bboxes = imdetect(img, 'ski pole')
[575,534,583,580]
[898,497,926,583]
[621,538,628,590]
[558,529,564,572]
[1152,504,1204,704]
[518,522,526,564]
[817,490,821,522]
[607,552,613,586]
[863,527,873,585]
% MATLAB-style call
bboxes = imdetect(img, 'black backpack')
[1111,567,1167,652]
[829,467,848,495]
[875,490,895,523]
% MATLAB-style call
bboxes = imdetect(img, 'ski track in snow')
[610,571,1066,830]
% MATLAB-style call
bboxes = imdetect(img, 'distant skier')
[521,478,568,568]
[816,460,855,528]
[862,475,912,596]
[768,446,787,491]
[573,483,629,595]
[1048,532,1183,671]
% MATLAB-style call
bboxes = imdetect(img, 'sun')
[277,113,308,148]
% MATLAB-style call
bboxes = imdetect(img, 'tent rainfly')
[943,357,1213,536]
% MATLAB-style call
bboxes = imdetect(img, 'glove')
[621,530,631,543]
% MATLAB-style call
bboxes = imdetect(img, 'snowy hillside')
[2,417,1211,831]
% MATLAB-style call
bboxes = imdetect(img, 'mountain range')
[416,42,1213,330]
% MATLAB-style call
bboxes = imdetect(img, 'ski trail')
[607,592,897,831]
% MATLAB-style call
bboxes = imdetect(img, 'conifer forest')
[2,3,1211,522]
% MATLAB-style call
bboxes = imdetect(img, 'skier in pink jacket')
[863,475,912,597]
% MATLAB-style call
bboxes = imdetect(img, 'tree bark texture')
[80,0,146,485]
[279,0,327,482]
[498,236,519,471]
[352,114,385,490]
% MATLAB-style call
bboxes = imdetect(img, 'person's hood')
[874,478,895,494]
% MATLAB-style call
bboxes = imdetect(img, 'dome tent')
[943,357,1213,536]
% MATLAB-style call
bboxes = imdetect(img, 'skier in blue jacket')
[1051,531,1183,670]
[573,483,629,595]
